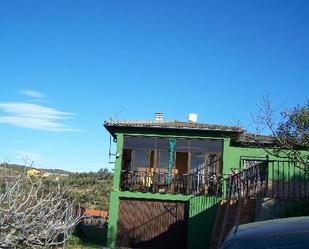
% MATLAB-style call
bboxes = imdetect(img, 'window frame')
[122,136,223,174]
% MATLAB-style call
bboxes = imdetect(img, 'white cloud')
[0,102,80,132]
[20,89,45,99]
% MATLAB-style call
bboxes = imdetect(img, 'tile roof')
[236,133,275,144]
[104,120,277,146]
[104,120,244,133]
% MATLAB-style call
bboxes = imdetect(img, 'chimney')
[155,112,163,121]
[188,113,198,123]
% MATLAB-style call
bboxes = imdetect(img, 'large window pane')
[207,154,221,176]
[134,150,150,170]
[156,138,169,150]
[190,140,222,153]
[124,137,155,150]
[191,153,205,173]
[122,149,133,170]
[157,151,169,168]
[175,139,188,152]
[122,137,223,175]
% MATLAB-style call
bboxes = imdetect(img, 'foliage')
[75,221,107,245]
[0,163,71,176]
[0,164,113,211]
[62,169,113,210]
[0,164,82,248]
[66,235,103,249]
[276,101,309,159]
[67,235,82,246]
[254,97,309,168]
[66,242,102,249]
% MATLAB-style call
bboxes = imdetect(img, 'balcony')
[120,169,222,196]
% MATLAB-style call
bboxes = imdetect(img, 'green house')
[103,116,306,249]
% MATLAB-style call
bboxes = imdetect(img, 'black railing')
[121,159,309,199]
[226,160,268,199]
[226,159,309,200]
[120,170,222,196]
[267,160,309,199]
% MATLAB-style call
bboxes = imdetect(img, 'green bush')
[67,235,82,246]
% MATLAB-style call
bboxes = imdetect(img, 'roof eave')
[104,123,242,138]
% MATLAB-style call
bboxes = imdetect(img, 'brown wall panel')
[117,198,189,249]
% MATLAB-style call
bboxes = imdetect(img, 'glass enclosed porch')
[120,136,223,195]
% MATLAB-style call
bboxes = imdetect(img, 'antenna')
[110,107,126,121]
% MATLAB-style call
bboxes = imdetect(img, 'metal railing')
[268,160,309,199]
[225,158,309,200]
[225,160,268,199]
[120,170,222,196]
[120,159,309,200]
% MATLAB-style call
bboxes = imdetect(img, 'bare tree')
[253,96,309,170]
[0,162,82,248]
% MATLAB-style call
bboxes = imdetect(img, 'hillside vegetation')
[0,164,113,210]
[63,169,113,210]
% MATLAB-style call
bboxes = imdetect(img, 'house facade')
[103,118,290,249]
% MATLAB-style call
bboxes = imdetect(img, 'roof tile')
[104,120,244,132]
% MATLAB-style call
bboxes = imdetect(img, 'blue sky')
[0,0,308,172]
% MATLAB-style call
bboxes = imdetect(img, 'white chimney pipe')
[155,112,163,121]
[189,113,198,123]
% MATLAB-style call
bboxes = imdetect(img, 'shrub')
[67,235,82,246]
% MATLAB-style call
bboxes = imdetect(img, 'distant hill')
[41,167,72,175]
[0,163,113,211]
[0,163,72,175]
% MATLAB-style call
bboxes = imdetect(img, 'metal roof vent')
[188,113,198,123]
[155,112,163,121]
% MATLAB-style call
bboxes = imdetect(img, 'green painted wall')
[106,191,119,248]
[187,196,221,249]
[225,141,309,180]
[112,133,123,191]
[107,133,123,248]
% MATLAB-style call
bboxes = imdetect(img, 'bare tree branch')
[252,96,309,172]
[0,162,83,248]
